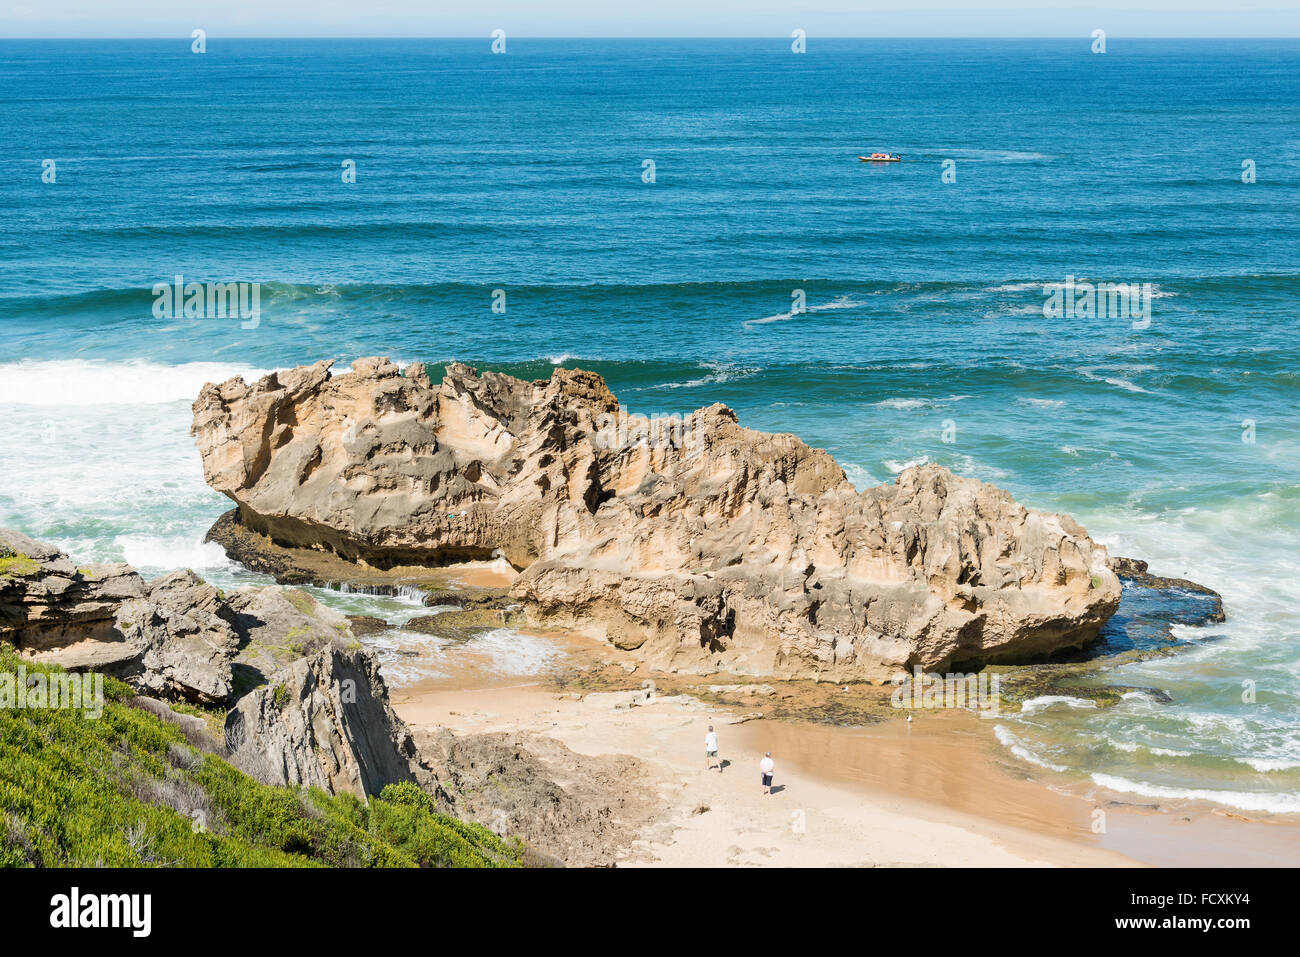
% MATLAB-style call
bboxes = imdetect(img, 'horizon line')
[3,34,1300,41]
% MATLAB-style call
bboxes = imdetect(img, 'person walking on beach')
[705,725,720,772]
[760,752,775,795]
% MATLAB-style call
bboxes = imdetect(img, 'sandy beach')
[397,671,1300,867]
[377,561,1300,868]
[394,679,1134,866]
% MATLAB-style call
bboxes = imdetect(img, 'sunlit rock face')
[193,359,1121,680]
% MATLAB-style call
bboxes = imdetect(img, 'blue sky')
[2,1,1297,38]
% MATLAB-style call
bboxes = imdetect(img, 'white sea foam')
[988,280,1049,293]
[858,362,932,371]
[1168,622,1221,642]
[990,279,1172,298]
[874,394,970,411]
[1091,773,1300,815]
[884,455,929,474]
[950,454,1010,482]
[0,359,270,406]
[118,536,234,575]
[744,295,865,327]
[1019,695,1099,715]
[1100,735,1193,758]
[1237,757,1300,773]
[365,626,562,689]
[653,362,759,390]
[468,627,563,675]
[994,725,1068,772]
[1078,367,1152,394]
[1059,445,1118,459]
[842,462,881,492]
[1018,397,1066,408]
[0,360,278,583]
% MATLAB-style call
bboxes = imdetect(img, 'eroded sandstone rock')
[1,540,238,704]
[193,359,1123,679]
[2,528,452,806]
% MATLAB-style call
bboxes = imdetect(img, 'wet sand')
[727,711,1300,867]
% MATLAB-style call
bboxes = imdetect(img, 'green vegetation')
[0,645,521,868]
[282,588,317,616]
[283,626,310,658]
[0,552,40,578]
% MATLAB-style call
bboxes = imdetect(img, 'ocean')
[0,37,1297,813]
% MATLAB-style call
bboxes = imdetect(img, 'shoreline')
[392,679,1135,866]
[395,673,1300,866]
[383,562,1300,867]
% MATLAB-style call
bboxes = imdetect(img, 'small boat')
[858,152,902,162]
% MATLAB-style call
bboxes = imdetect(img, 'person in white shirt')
[760,752,775,795]
[704,725,720,771]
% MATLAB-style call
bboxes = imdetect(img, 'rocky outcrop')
[418,728,662,867]
[2,528,366,707]
[222,584,352,694]
[1,528,457,808]
[2,534,238,703]
[193,359,1123,680]
[111,571,242,705]
[1108,556,1225,624]
[1,528,146,655]
[224,639,428,798]
[405,592,522,643]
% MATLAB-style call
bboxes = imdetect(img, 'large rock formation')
[193,359,1122,680]
[224,639,427,798]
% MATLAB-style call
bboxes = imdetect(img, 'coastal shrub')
[0,552,40,577]
[0,644,521,868]
[378,780,435,812]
